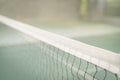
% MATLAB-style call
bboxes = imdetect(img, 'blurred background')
[0,0,120,53]
[0,0,120,23]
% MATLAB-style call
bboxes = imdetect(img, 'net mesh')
[0,15,120,80]
[37,41,119,80]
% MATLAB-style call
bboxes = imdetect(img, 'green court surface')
[0,23,119,80]
[73,33,120,54]
[25,21,120,53]
[25,21,120,38]
[0,23,39,80]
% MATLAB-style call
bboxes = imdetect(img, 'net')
[0,15,120,80]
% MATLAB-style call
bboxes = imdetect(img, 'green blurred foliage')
[105,0,120,17]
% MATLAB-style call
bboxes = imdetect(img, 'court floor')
[0,23,119,80]
[1,21,120,53]
[73,33,120,53]
[25,21,120,54]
